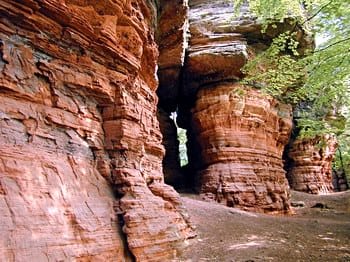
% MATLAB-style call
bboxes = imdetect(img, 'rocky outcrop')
[287,135,338,194]
[156,0,188,112]
[191,84,293,213]
[0,0,194,261]
[332,170,348,192]
[173,0,295,213]
[156,0,189,189]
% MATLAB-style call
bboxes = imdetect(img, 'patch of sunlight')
[321,237,336,241]
[229,209,258,217]
[247,235,259,240]
[228,240,266,250]
[48,206,58,215]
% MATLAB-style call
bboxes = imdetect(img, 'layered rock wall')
[287,135,338,194]
[176,0,294,212]
[191,84,292,212]
[156,0,188,112]
[156,0,189,188]
[0,0,193,261]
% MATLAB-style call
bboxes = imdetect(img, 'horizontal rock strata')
[177,0,295,213]
[156,0,189,112]
[0,0,194,261]
[192,84,293,213]
[287,135,338,194]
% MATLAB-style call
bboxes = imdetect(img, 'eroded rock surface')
[156,0,189,112]
[192,84,293,213]
[154,0,313,213]
[175,0,296,213]
[0,0,194,260]
[156,0,189,190]
[287,135,338,194]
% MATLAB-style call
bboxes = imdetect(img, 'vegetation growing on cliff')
[234,0,350,182]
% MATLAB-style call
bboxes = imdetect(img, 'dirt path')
[179,191,350,261]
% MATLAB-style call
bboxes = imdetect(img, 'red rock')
[156,0,188,112]
[191,84,293,213]
[175,0,296,213]
[287,135,338,194]
[0,0,194,261]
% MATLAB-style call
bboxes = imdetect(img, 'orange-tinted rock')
[156,0,188,112]
[178,0,294,213]
[191,84,292,213]
[0,0,194,260]
[287,135,338,194]
[183,0,249,98]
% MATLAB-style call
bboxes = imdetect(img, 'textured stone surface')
[0,0,194,260]
[332,170,348,192]
[175,0,295,213]
[183,0,249,98]
[191,84,292,213]
[287,135,338,194]
[156,0,188,112]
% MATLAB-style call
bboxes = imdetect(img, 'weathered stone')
[191,84,292,213]
[0,0,194,261]
[287,135,338,194]
[156,0,189,112]
[332,170,349,192]
[176,0,295,213]
[183,0,249,98]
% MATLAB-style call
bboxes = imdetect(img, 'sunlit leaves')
[235,0,350,138]
[234,0,350,176]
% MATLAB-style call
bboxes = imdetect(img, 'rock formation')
[0,0,327,260]
[172,0,297,213]
[191,84,293,212]
[332,170,348,192]
[0,0,194,261]
[287,135,338,194]
[156,0,189,113]
[156,0,189,189]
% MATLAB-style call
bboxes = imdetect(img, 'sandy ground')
[179,190,350,262]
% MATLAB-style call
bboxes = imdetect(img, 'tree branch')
[314,37,350,53]
[301,0,333,25]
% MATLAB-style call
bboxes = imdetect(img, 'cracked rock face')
[0,0,194,261]
[287,135,338,194]
[156,0,189,112]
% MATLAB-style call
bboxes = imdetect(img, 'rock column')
[182,0,294,213]
[287,135,338,194]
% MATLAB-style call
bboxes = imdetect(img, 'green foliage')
[177,128,188,166]
[234,0,350,174]
[234,0,307,30]
[241,31,307,103]
[235,0,350,132]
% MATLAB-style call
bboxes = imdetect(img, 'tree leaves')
[235,0,350,138]
[234,0,350,176]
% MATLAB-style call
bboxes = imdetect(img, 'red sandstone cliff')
[192,84,292,212]
[0,0,333,260]
[175,0,296,213]
[0,0,194,261]
[287,135,338,194]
